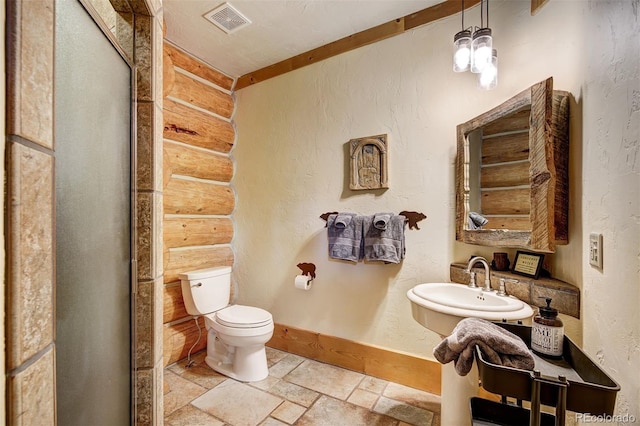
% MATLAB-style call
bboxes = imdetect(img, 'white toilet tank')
[178,266,232,316]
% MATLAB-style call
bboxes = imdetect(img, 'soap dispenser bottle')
[531,297,564,358]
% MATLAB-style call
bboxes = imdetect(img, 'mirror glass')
[455,78,570,253]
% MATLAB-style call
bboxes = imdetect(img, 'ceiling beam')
[235,0,481,90]
[530,0,550,15]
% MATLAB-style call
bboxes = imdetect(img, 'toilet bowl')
[179,267,274,382]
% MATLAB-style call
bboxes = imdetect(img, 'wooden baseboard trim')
[267,323,441,395]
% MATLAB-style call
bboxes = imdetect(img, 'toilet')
[179,266,274,382]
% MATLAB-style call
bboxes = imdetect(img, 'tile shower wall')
[6,1,56,422]
[5,0,164,424]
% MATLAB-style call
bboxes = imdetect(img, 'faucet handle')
[498,278,518,296]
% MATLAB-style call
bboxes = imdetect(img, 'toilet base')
[205,337,269,382]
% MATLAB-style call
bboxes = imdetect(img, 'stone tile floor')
[164,347,441,426]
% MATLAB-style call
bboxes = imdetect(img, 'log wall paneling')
[168,72,234,119]
[164,217,234,249]
[164,142,233,182]
[162,38,236,367]
[163,99,235,153]
[163,317,208,366]
[164,178,235,216]
[164,245,234,284]
[163,284,188,323]
[164,43,233,91]
[163,47,176,98]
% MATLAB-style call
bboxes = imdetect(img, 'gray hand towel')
[327,213,363,262]
[335,212,356,229]
[373,212,393,230]
[363,214,406,264]
[468,212,488,229]
[433,317,535,376]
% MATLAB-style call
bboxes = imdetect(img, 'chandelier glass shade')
[470,27,493,73]
[453,30,472,72]
[478,49,498,90]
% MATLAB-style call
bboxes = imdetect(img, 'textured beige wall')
[233,0,638,418]
[577,0,639,419]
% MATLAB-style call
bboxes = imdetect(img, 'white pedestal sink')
[407,282,533,426]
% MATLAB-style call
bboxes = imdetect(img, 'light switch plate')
[589,233,603,269]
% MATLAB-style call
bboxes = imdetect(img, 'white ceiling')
[163,0,445,79]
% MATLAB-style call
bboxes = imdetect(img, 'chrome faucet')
[466,256,492,291]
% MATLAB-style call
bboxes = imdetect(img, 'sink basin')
[407,283,533,336]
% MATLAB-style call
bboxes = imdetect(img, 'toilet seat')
[215,305,273,328]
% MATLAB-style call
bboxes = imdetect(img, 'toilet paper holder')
[296,262,316,280]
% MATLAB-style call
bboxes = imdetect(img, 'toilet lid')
[215,305,273,328]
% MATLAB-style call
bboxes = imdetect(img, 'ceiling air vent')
[204,2,252,34]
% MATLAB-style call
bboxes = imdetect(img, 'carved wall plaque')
[349,134,388,190]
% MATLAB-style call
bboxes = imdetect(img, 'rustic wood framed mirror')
[455,77,570,253]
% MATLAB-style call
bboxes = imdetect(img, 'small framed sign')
[512,251,545,279]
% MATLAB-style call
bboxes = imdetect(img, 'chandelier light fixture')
[453,0,497,90]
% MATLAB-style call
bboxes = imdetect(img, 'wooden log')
[164,217,234,249]
[168,72,234,119]
[164,141,233,183]
[164,245,234,284]
[164,43,233,91]
[481,162,530,188]
[481,188,531,215]
[163,317,208,366]
[163,283,188,323]
[164,177,235,215]
[482,108,531,136]
[163,47,175,98]
[163,99,235,153]
[482,132,530,164]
